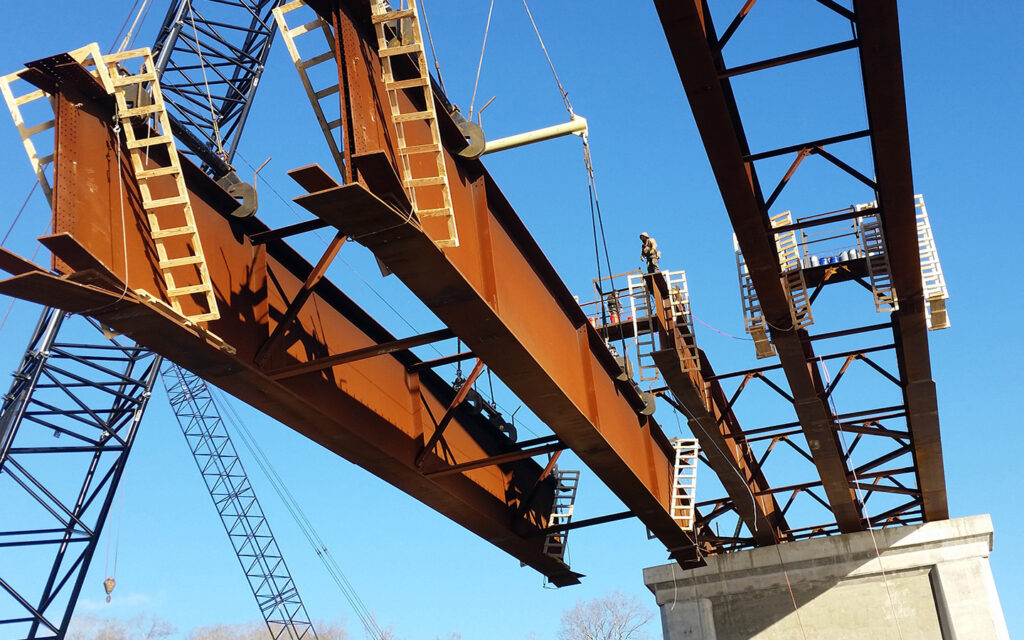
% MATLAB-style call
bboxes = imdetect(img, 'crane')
[0,2,322,638]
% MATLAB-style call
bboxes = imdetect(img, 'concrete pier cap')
[643,515,1008,640]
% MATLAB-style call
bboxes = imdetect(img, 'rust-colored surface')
[644,272,785,545]
[9,86,582,586]
[290,1,692,558]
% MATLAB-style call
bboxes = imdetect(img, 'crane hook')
[103,576,115,603]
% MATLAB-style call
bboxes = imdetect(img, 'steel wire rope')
[416,0,448,98]
[669,393,809,637]
[467,0,495,121]
[186,0,227,158]
[818,356,906,640]
[208,385,386,640]
[117,0,153,53]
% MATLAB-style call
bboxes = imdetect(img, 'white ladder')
[0,43,111,204]
[627,272,660,381]
[663,270,699,374]
[543,469,580,562]
[102,48,220,323]
[670,438,699,531]
[915,195,950,330]
[858,204,898,313]
[735,236,775,359]
[771,211,813,331]
[272,1,347,178]
[371,0,458,248]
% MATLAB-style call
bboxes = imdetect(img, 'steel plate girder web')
[0,85,578,586]
[652,0,863,532]
[295,2,693,559]
[853,0,946,520]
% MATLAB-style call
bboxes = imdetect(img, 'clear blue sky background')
[0,1,1020,638]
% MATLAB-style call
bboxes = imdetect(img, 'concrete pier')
[643,515,1008,640]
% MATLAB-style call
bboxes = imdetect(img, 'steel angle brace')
[415,359,485,468]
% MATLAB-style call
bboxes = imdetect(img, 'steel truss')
[162,366,317,640]
[152,0,282,176]
[652,0,945,549]
[0,309,161,639]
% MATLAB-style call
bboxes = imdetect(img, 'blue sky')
[0,1,1020,638]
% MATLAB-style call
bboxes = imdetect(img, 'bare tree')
[188,620,349,639]
[67,614,175,640]
[558,590,654,640]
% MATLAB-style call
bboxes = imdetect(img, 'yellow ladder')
[272,1,347,177]
[771,211,813,331]
[0,44,112,203]
[101,48,219,323]
[670,438,699,531]
[371,0,458,248]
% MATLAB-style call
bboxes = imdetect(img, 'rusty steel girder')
[0,74,583,585]
[652,0,946,530]
[293,0,697,560]
[652,0,863,532]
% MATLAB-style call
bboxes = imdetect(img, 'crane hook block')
[103,576,115,603]
[451,110,485,160]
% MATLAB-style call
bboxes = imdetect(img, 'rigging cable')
[186,0,226,158]
[209,386,386,640]
[818,357,906,640]
[468,0,495,121]
[416,0,448,98]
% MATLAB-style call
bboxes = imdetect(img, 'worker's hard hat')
[640,232,649,238]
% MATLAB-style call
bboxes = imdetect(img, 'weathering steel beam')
[0,84,580,586]
[853,0,947,521]
[653,0,863,533]
[296,0,695,561]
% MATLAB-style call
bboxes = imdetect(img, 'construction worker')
[606,293,622,324]
[640,232,660,274]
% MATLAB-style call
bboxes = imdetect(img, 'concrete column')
[644,515,1008,640]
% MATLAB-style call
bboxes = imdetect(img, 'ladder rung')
[400,143,441,155]
[120,103,163,118]
[23,120,55,136]
[159,255,205,269]
[188,311,220,323]
[14,89,47,106]
[417,207,452,217]
[386,77,430,90]
[379,43,422,57]
[393,110,434,123]
[406,176,446,187]
[151,225,196,239]
[288,19,324,38]
[372,8,416,23]
[113,72,156,87]
[298,51,335,69]
[136,166,180,179]
[144,195,189,209]
[167,283,212,296]
[128,135,173,150]
[278,0,305,12]
[314,84,340,100]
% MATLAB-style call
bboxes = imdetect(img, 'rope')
[109,0,142,54]
[468,0,495,120]
[186,0,226,158]
[693,314,754,341]
[1,182,38,248]
[819,357,906,640]
[521,0,573,115]
[210,386,386,640]
[416,0,447,97]
[117,0,153,53]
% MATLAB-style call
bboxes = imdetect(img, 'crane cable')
[185,0,227,159]
[818,357,906,640]
[468,0,495,121]
[209,386,386,640]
